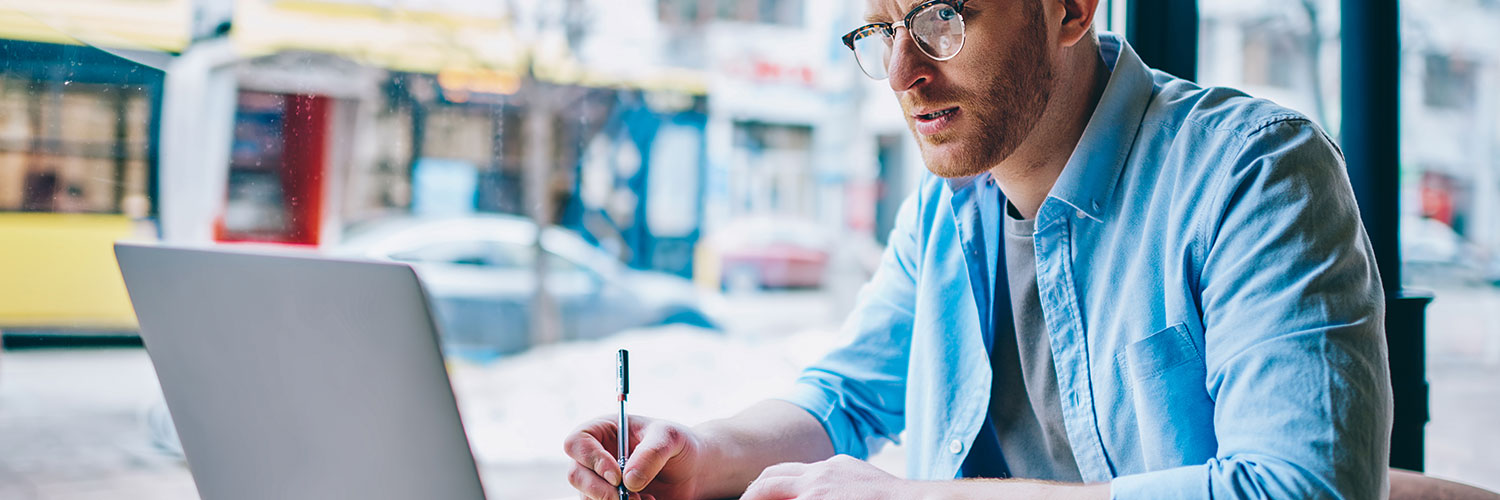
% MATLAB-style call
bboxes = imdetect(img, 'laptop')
[115,242,489,500]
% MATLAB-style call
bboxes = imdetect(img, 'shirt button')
[1076,209,1087,219]
[949,439,964,454]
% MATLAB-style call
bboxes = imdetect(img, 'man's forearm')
[692,399,835,499]
[919,479,1110,500]
[688,400,1111,500]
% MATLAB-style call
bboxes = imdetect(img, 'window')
[1423,53,1478,110]
[659,0,803,26]
[658,0,702,24]
[5,2,895,495]
[1240,20,1309,89]
[1198,0,1341,132]
[1203,0,1500,488]
[0,42,156,217]
[18,1,1496,498]
[762,0,805,26]
[1399,0,1500,489]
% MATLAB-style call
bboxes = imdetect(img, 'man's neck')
[990,39,1110,220]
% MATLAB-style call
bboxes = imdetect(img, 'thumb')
[622,423,691,492]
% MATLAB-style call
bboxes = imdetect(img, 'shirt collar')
[942,32,1156,221]
[1046,32,1156,221]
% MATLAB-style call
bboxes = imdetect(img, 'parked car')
[1401,216,1490,287]
[705,216,832,292]
[333,214,716,355]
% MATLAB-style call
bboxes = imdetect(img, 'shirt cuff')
[1110,465,1209,500]
[776,378,867,459]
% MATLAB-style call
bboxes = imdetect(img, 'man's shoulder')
[1146,71,1328,148]
[1138,72,1344,189]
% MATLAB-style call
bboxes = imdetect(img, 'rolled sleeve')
[777,191,923,460]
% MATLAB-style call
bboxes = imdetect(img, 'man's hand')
[563,414,707,500]
[740,455,1113,500]
[740,455,916,500]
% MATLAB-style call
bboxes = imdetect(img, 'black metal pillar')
[1126,0,1199,82]
[1342,0,1429,472]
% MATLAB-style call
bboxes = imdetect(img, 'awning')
[0,0,190,53]
[232,0,527,76]
[234,0,706,96]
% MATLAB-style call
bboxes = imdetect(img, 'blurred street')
[0,287,906,500]
[3,283,1500,499]
[2,0,1498,498]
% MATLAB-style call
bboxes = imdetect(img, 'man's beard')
[918,3,1054,179]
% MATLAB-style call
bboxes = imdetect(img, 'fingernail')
[604,468,620,486]
[624,470,644,490]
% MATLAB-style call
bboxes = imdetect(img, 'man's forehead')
[863,0,920,23]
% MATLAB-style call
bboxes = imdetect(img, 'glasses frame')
[841,0,969,78]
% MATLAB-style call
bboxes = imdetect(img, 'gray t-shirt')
[989,201,1082,481]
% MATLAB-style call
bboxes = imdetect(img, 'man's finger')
[621,424,688,491]
[566,417,622,450]
[563,429,623,486]
[740,476,799,500]
[566,462,619,500]
[754,461,807,480]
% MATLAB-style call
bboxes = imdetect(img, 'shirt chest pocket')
[1117,323,1218,469]
[1121,323,1202,380]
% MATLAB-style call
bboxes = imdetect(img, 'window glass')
[1206,0,1500,483]
[1,5,884,493]
[1204,0,1500,487]
[1398,0,1500,488]
[0,44,156,217]
[14,1,1493,498]
[1199,0,1342,134]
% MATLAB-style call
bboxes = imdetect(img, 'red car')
[707,217,832,292]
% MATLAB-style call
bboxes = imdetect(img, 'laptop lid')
[114,242,487,500]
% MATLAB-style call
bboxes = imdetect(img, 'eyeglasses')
[842,0,968,80]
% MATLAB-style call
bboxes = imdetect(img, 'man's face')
[866,0,1055,178]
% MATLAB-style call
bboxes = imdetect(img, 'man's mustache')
[901,90,965,114]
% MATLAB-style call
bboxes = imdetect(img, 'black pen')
[617,349,630,500]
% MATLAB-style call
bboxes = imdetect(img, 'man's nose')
[888,27,936,92]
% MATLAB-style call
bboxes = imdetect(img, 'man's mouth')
[913,106,962,136]
[915,107,959,121]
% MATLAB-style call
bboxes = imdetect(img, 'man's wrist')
[689,419,750,499]
[909,479,1112,500]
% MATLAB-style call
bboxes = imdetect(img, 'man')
[564,0,1391,498]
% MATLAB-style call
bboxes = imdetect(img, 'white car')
[334,214,717,356]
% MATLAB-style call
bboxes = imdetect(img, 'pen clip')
[617,349,629,398]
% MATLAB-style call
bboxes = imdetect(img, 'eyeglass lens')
[850,2,965,80]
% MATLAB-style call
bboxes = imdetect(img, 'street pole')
[1126,0,1198,82]
[524,87,563,347]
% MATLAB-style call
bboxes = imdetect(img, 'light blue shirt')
[781,33,1392,499]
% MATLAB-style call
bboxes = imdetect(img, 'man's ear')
[1057,0,1100,47]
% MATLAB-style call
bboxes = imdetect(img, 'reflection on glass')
[1,2,901,499]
